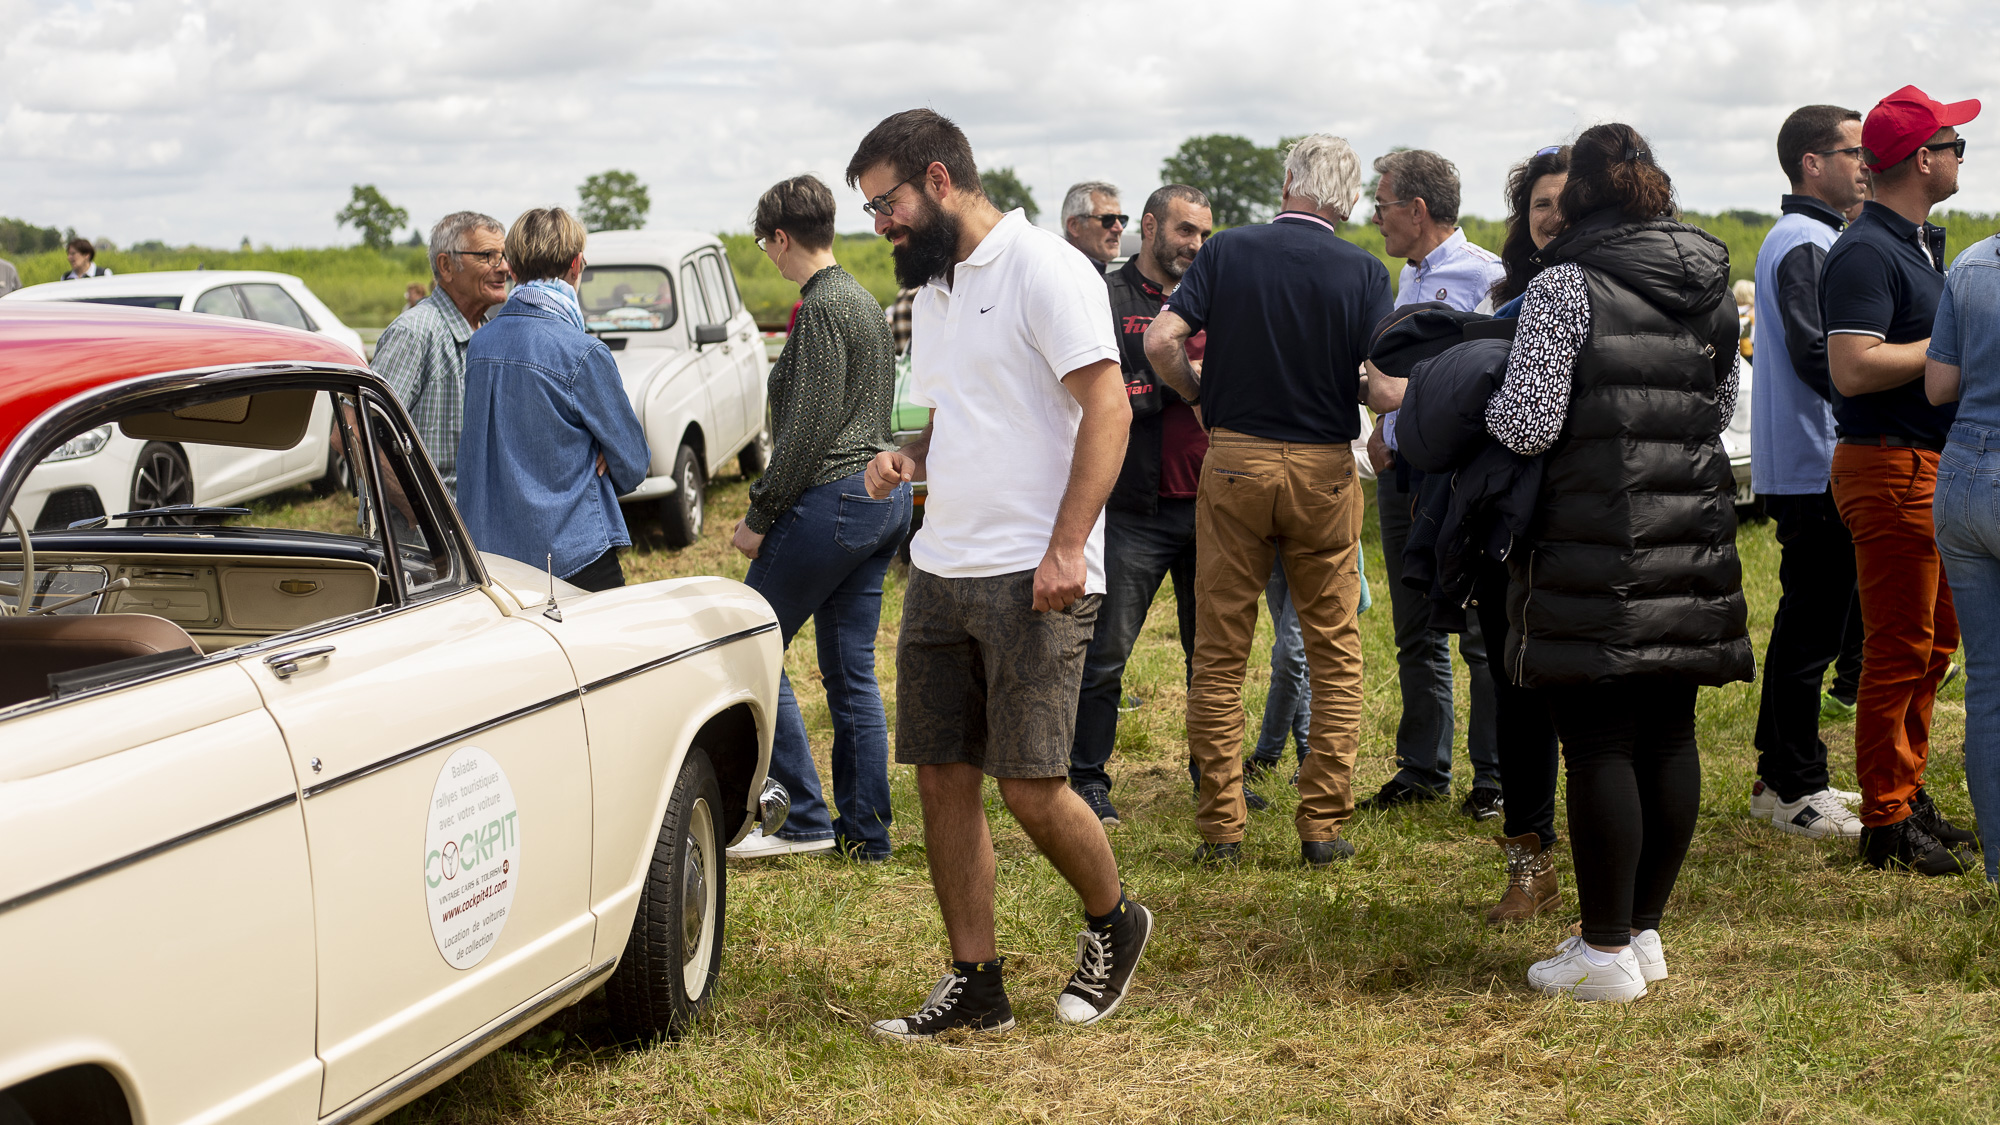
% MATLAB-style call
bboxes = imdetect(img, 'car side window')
[680,262,709,334]
[707,250,743,317]
[358,395,470,601]
[696,255,729,324]
[193,287,248,318]
[239,284,318,332]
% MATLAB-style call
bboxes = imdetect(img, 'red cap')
[1864,85,1980,172]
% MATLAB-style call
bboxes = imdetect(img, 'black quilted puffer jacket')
[1504,210,1756,688]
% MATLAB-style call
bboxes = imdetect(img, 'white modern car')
[581,231,771,548]
[4,271,362,529]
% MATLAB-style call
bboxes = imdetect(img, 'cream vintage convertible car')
[0,304,785,1124]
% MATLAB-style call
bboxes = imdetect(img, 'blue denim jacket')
[1932,236,2000,433]
[458,285,650,579]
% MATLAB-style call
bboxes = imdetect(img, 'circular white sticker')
[423,746,521,970]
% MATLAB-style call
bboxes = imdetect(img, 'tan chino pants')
[1186,428,1365,843]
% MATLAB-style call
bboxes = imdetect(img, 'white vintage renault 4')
[582,230,771,549]
[0,303,785,1125]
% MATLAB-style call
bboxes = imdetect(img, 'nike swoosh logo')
[980,305,996,314]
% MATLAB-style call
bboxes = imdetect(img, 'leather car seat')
[0,613,202,710]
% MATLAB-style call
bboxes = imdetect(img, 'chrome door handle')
[263,645,335,678]
[721,344,733,354]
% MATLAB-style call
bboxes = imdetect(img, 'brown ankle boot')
[1486,831,1559,925]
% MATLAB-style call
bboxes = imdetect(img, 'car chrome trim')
[301,621,778,799]
[302,689,583,798]
[318,955,620,1125]
[0,791,299,917]
[579,621,779,695]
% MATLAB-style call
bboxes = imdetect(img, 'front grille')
[35,487,105,531]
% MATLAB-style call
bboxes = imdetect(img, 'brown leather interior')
[0,613,202,710]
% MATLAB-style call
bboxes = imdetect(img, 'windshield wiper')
[69,505,252,530]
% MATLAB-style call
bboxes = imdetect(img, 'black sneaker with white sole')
[1074,783,1121,828]
[1056,902,1154,1026]
[870,962,1015,1043]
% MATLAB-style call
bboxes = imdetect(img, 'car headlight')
[41,425,114,463]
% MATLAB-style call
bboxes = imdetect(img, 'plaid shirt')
[372,288,476,488]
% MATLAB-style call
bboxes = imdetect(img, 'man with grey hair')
[1062,180,1126,269]
[372,210,512,489]
[1358,148,1506,821]
[1147,135,1392,867]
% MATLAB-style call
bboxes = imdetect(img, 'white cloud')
[0,0,1994,249]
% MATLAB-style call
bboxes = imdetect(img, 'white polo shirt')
[908,209,1120,593]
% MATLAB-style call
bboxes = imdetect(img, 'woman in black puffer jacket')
[1485,123,1754,1002]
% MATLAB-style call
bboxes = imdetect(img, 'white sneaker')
[1750,780,1777,821]
[1629,928,1668,982]
[1768,788,1863,840]
[726,827,836,860]
[1527,936,1648,1002]
[1831,786,1862,807]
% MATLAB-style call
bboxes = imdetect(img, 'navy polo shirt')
[1820,200,1956,442]
[1166,212,1391,444]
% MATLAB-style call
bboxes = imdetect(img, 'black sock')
[1087,892,1131,933]
[951,956,1005,980]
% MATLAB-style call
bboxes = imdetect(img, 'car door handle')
[721,344,732,355]
[263,645,335,678]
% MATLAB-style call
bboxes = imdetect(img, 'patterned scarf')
[520,277,585,330]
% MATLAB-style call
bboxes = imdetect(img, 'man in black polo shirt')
[1823,83,1981,876]
[1147,135,1391,867]
[1066,184,1214,828]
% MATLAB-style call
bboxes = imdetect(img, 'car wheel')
[604,744,725,1041]
[659,443,704,549]
[129,442,193,525]
[738,428,772,477]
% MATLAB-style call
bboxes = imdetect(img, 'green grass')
[291,467,2000,1125]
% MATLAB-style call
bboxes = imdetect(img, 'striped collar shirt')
[372,288,478,488]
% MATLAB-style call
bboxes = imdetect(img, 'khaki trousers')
[1187,428,1364,843]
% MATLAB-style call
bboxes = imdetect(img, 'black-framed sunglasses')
[1083,213,1129,229]
[1922,137,1969,160]
[1813,145,1865,159]
[862,172,925,218]
[449,248,504,265]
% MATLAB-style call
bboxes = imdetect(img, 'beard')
[1147,231,1192,280]
[887,194,962,289]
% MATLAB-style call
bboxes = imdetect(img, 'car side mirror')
[694,323,727,347]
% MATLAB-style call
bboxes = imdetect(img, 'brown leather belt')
[1838,434,1944,453]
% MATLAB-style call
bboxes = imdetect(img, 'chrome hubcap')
[683,464,702,532]
[680,798,715,996]
[681,831,705,954]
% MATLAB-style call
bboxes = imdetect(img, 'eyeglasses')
[1082,213,1128,229]
[1373,198,1415,211]
[755,235,771,251]
[862,172,925,218]
[449,249,504,266]
[1813,146,1865,159]
[1922,138,1968,160]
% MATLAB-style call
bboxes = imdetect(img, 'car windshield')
[579,266,675,332]
[68,296,182,310]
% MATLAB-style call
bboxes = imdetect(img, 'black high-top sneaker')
[1056,901,1154,1026]
[1909,787,1980,851]
[870,960,1015,1043]
[1860,817,1975,876]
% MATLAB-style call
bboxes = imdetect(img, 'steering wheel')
[2,508,31,618]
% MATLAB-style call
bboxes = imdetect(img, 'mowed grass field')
[318,463,2000,1125]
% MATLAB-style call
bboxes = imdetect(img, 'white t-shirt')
[907,209,1120,593]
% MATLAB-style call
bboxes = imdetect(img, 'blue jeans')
[1931,424,2000,881]
[1068,500,1198,794]
[1377,472,1500,793]
[744,472,912,860]
[1253,546,1371,762]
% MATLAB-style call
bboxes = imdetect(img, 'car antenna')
[542,553,563,622]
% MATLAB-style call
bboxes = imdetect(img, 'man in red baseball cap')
[1820,84,1980,876]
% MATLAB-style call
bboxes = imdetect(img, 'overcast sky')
[2,0,1995,250]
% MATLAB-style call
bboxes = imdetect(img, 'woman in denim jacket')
[1925,232,2000,885]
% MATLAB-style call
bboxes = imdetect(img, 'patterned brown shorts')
[895,567,1101,778]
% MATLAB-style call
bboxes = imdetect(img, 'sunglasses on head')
[1534,145,1562,157]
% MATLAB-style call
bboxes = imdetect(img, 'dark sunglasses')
[1922,138,1968,160]
[1081,213,1128,229]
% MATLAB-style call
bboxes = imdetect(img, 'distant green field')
[12,209,1999,331]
